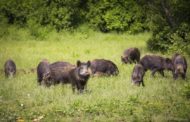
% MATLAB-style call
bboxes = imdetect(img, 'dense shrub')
[0,0,84,31]
[87,0,147,33]
[0,0,32,26]
[147,23,190,55]
[145,0,190,55]
[0,0,147,33]
[169,23,190,55]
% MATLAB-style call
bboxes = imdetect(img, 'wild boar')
[90,59,119,76]
[37,59,51,86]
[140,55,173,77]
[49,61,75,85]
[69,60,91,93]
[49,60,91,93]
[121,48,140,64]
[4,59,16,78]
[172,53,187,80]
[131,64,145,86]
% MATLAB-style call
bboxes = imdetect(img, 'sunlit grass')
[0,27,190,121]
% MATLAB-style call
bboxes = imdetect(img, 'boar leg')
[159,70,164,77]
[151,69,158,76]
[71,82,76,93]
[141,80,145,87]
[83,85,88,92]
[182,69,187,80]
[181,73,186,80]
[173,73,178,80]
[76,82,84,93]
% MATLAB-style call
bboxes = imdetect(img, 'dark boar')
[121,48,140,64]
[172,53,187,80]
[90,59,119,76]
[49,60,91,93]
[131,64,145,86]
[49,61,75,85]
[140,55,173,77]
[37,59,51,86]
[4,59,16,78]
[69,60,91,93]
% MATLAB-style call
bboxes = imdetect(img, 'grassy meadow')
[0,26,190,121]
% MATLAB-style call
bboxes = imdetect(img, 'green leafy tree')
[86,0,147,33]
[138,0,190,54]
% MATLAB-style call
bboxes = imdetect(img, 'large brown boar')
[49,60,91,93]
[140,55,173,77]
[4,59,16,78]
[90,59,119,76]
[49,61,75,85]
[121,48,140,64]
[37,59,51,86]
[69,60,91,93]
[131,64,145,86]
[172,53,187,80]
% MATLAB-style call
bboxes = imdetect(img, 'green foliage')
[40,0,83,31]
[147,26,172,52]
[147,23,190,55]
[144,0,190,55]
[87,0,147,33]
[0,0,147,33]
[0,0,31,26]
[27,19,54,40]
[168,23,190,55]
[0,0,84,31]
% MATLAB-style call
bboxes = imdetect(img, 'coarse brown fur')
[37,59,51,86]
[121,48,140,64]
[172,53,187,80]
[4,59,16,78]
[90,59,119,76]
[131,64,145,86]
[140,55,173,77]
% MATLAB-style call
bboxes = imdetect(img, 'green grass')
[0,26,190,121]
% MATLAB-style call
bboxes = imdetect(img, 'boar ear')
[77,60,81,67]
[87,61,91,67]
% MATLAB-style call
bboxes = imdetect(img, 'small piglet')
[4,59,16,78]
[121,48,140,64]
[90,59,119,76]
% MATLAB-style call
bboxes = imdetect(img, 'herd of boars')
[3,47,188,93]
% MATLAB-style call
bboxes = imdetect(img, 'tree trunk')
[161,0,176,28]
